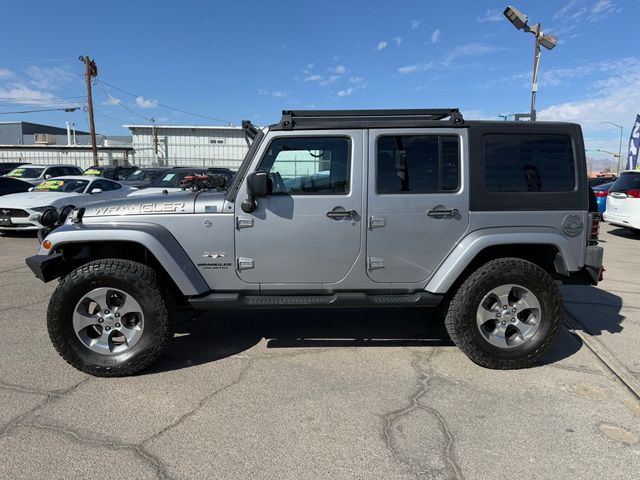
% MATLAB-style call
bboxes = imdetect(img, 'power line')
[97,84,152,122]
[96,79,232,124]
[0,106,80,115]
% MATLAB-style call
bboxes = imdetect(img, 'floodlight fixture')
[539,33,558,50]
[503,6,529,30]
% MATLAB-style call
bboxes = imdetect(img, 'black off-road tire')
[47,259,175,377]
[444,257,562,369]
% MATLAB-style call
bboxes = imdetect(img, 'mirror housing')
[44,174,52,179]
[241,171,269,213]
[90,188,102,194]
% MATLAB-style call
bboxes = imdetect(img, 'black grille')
[0,208,29,217]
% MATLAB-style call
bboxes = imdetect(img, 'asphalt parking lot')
[0,224,639,480]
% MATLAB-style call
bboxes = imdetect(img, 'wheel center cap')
[104,315,116,327]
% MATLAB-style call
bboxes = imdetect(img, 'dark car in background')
[589,176,616,188]
[207,167,236,187]
[83,165,138,181]
[0,162,30,176]
[592,181,613,213]
[0,177,31,196]
[120,167,171,189]
[127,167,210,196]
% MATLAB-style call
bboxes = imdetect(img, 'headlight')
[39,208,59,228]
[31,206,50,212]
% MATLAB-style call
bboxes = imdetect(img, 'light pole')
[504,6,558,121]
[600,121,624,174]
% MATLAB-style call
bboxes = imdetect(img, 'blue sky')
[0,0,637,166]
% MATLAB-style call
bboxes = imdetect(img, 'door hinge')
[236,216,254,229]
[237,257,255,270]
[368,257,385,270]
[368,216,386,229]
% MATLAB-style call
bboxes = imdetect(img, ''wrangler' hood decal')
[83,191,197,217]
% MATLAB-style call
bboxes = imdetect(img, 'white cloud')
[0,68,13,79]
[376,41,388,51]
[476,8,503,23]
[258,89,287,98]
[443,42,501,65]
[349,76,364,84]
[411,19,422,29]
[398,62,434,74]
[393,36,402,46]
[26,66,75,90]
[553,0,621,24]
[0,85,57,105]
[134,96,158,109]
[337,88,353,97]
[330,65,346,75]
[431,29,441,44]
[304,74,322,82]
[103,95,122,106]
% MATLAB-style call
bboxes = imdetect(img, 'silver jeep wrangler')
[26,109,604,376]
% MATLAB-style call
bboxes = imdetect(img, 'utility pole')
[79,55,98,164]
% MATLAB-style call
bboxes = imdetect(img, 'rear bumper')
[603,211,640,229]
[25,253,64,282]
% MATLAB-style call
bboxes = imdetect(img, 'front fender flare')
[38,222,209,296]
[425,227,578,294]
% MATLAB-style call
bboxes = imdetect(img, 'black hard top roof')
[267,109,577,131]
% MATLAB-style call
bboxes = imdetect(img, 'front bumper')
[25,253,64,282]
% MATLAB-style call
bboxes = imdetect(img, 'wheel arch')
[41,223,209,297]
[426,229,577,294]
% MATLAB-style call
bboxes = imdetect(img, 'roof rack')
[274,108,464,130]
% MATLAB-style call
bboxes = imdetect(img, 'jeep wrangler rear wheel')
[444,257,562,369]
[47,259,175,377]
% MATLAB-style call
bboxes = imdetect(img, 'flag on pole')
[626,114,640,170]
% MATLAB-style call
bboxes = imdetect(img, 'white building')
[125,125,249,169]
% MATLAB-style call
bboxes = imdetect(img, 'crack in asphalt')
[142,357,253,446]
[17,421,174,480]
[382,350,464,480]
[0,298,50,313]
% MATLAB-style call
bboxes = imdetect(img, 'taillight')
[594,190,608,197]
[589,213,601,242]
[627,189,640,198]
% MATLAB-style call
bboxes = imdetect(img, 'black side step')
[189,292,443,310]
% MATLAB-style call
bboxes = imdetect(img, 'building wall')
[0,148,133,170]
[129,126,248,169]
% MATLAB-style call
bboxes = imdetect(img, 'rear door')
[607,171,640,220]
[366,129,469,283]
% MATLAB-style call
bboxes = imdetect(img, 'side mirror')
[91,188,102,194]
[44,174,52,179]
[241,171,269,213]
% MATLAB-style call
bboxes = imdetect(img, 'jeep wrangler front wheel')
[444,257,562,369]
[47,259,175,376]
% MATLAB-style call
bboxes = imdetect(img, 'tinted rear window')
[611,172,640,192]
[484,134,575,192]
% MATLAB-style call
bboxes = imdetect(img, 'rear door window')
[610,172,640,192]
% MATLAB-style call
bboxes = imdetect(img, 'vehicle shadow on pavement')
[606,227,640,240]
[148,306,585,374]
[562,285,625,336]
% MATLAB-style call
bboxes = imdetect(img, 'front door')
[235,131,363,285]
[366,129,469,283]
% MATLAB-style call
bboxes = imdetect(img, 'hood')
[127,187,182,197]
[0,191,81,209]
[82,190,198,218]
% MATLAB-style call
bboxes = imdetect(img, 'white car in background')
[3,164,84,185]
[604,170,640,232]
[0,176,135,231]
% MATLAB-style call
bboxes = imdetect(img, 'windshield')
[84,168,104,176]
[148,171,196,188]
[126,169,164,181]
[6,167,45,178]
[33,179,89,193]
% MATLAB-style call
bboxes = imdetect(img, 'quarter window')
[258,137,351,195]
[484,134,575,192]
[377,135,460,194]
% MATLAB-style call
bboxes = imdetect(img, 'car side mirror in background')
[241,171,269,213]
[90,188,102,194]
[44,174,51,179]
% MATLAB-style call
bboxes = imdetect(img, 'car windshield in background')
[84,168,104,176]
[126,169,165,181]
[148,171,194,188]
[5,167,45,178]
[33,179,89,193]
[610,172,640,192]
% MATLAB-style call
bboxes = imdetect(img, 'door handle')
[427,208,459,218]
[326,209,357,219]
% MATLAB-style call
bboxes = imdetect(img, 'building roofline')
[123,124,242,130]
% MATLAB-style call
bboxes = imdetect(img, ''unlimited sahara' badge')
[202,251,227,258]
